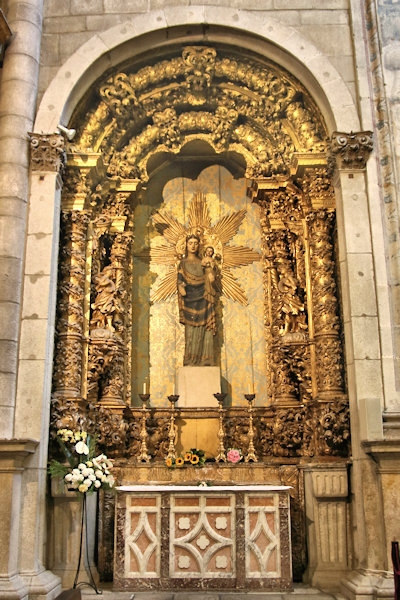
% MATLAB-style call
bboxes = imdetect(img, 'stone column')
[13,133,64,598]
[0,1,61,598]
[0,0,43,435]
[0,440,37,599]
[329,131,394,598]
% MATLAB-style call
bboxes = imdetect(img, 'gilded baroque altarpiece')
[30,46,373,580]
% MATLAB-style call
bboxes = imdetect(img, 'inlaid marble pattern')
[114,485,292,592]
[170,493,235,578]
[245,493,280,578]
[124,494,161,578]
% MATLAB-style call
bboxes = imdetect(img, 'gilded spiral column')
[51,210,89,427]
[260,217,299,405]
[307,210,345,400]
[98,231,133,406]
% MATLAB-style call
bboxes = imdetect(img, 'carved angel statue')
[90,265,122,332]
[276,271,307,336]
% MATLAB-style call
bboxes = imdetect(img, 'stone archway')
[34,8,358,135]
[44,40,359,587]
[18,7,383,597]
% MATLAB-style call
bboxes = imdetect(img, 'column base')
[0,574,29,600]
[21,568,61,600]
[340,569,394,600]
[305,566,349,592]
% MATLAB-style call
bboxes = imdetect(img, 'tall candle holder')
[137,394,151,463]
[166,394,179,460]
[244,393,258,463]
[214,393,227,462]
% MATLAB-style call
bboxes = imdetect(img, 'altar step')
[81,585,346,600]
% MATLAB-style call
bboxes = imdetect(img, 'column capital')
[329,130,373,171]
[29,133,65,173]
[0,439,38,471]
[362,439,400,472]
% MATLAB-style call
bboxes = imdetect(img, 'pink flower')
[227,449,242,463]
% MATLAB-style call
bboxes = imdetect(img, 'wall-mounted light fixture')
[57,124,76,141]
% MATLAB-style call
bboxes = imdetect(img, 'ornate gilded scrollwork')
[77,46,327,180]
[52,211,89,398]
[88,231,133,407]
[48,44,354,586]
[182,46,217,104]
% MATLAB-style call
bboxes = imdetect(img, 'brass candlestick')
[244,393,258,463]
[214,393,227,462]
[137,394,151,463]
[166,394,179,460]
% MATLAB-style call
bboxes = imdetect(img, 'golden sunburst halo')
[150,192,260,305]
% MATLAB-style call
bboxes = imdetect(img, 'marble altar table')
[114,484,292,592]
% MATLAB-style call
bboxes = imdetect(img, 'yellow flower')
[175,457,184,467]
[190,454,200,465]
[184,452,192,462]
[165,457,173,467]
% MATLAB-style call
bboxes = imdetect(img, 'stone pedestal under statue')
[177,366,221,407]
[173,367,222,457]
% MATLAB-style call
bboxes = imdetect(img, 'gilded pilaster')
[256,180,311,407]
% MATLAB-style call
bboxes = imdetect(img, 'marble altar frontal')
[114,485,292,592]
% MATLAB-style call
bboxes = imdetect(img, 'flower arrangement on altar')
[226,448,243,463]
[166,448,206,468]
[48,429,115,494]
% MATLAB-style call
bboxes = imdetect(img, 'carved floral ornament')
[329,131,373,171]
[29,133,66,172]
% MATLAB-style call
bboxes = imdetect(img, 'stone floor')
[80,583,346,600]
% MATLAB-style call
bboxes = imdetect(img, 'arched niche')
[42,20,357,586]
[50,39,348,413]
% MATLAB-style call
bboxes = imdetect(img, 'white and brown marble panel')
[114,485,292,592]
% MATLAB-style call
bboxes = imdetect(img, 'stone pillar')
[0,1,61,598]
[304,465,349,590]
[362,442,400,595]
[12,134,65,598]
[0,440,37,599]
[0,0,43,435]
[329,131,394,598]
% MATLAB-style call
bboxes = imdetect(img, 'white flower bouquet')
[49,429,115,494]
